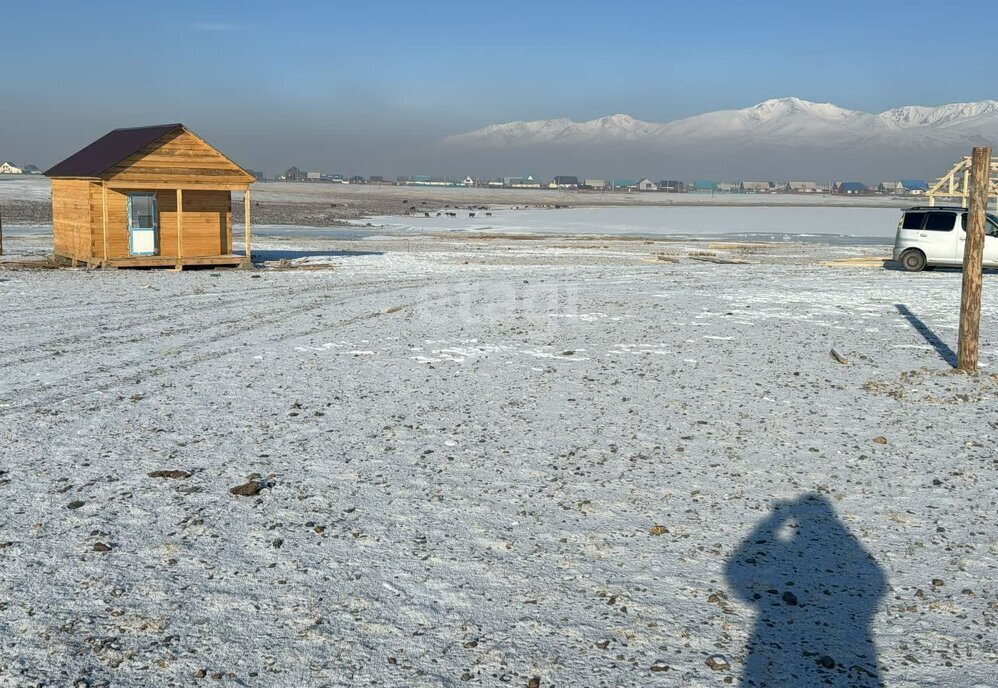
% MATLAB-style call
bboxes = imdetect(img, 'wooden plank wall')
[167,190,232,257]
[105,130,253,186]
[89,188,231,259]
[51,179,94,260]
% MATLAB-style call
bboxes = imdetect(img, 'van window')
[923,212,956,231]
[901,212,926,230]
[961,213,998,236]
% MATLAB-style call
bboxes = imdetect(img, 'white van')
[894,206,998,271]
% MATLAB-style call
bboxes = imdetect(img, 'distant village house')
[398,175,463,187]
[784,181,820,193]
[284,166,306,182]
[879,179,927,195]
[901,179,928,194]
[741,181,775,193]
[550,176,580,189]
[610,179,638,190]
[505,175,542,189]
[835,181,868,195]
[0,161,23,174]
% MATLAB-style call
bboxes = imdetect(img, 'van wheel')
[900,249,927,272]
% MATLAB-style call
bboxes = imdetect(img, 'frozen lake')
[4,206,903,247]
[361,205,902,244]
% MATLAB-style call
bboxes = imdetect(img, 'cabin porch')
[90,182,253,270]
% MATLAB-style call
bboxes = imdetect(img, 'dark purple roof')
[45,124,183,178]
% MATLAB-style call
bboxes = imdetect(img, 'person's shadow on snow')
[724,494,886,687]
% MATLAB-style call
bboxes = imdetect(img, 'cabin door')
[127,193,158,256]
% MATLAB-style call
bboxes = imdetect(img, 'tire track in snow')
[0,277,493,415]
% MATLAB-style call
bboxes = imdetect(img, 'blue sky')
[3,0,996,174]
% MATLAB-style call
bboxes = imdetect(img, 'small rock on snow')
[230,480,267,497]
[148,470,191,479]
[705,654,731,671]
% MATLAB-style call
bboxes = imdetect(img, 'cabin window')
[128,193,157,229]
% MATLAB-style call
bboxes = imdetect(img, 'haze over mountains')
[440,98,998,181]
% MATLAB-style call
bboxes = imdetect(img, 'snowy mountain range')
[444,98,998,149]
[436,98,998,180]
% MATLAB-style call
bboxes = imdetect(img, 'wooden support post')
[176,188,184,271]
[962,168,970,207]
[244,187,252,263]
[957,146,991,372]
[101,183,110,268]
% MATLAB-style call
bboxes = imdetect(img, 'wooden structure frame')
[926,156,998,210]
[46,124,254,269]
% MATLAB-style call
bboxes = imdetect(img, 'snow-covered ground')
[0,176,50,203]
[1,234,996,687]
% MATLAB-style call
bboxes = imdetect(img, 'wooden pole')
[0,205,4,257]
[243,187,252,263]
[176,188,184,270]
[957,146,991,372]
[101,183,110,268]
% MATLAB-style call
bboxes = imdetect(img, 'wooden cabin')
[45,124,255,269]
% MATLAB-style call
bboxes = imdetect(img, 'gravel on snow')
[0,239,996,687]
